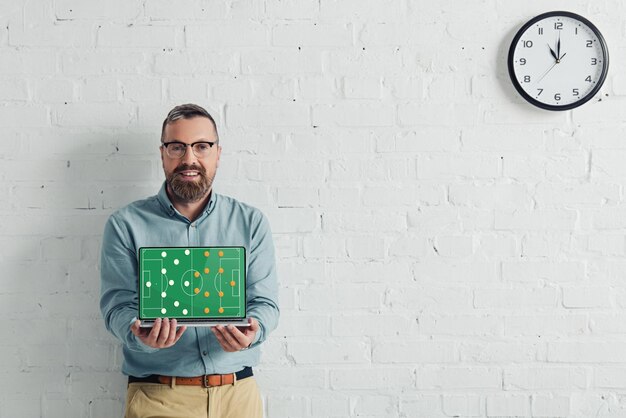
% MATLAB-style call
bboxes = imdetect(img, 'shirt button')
[191,223,196,228]
[202,351,208,356]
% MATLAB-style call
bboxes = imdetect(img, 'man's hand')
[130,318,187,349]
[211,318,259,352]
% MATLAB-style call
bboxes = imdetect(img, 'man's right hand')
[130,318,187,349]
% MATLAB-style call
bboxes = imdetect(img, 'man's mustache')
[173,164,206,175]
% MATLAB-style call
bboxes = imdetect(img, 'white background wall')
[1,0,626,417]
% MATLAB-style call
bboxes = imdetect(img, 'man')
[100,103,279,418]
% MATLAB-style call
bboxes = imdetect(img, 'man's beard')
[166,163,215,203]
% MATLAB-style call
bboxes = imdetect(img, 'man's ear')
[216,145,222,168]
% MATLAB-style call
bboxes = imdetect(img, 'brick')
[417,154,499,179]
[242,49,322,74]
[562,286,612,308]
[312,103,395,127]
[420,314,504,337]
[0,78,30,101]
[329,48,403,76]
[266,0,319,18]
[98,24,180,48]
[54,103,135,127]
[154,51,238,74]
[227,104,309,127]
[331,368,413,390]
[186,22,267,47]
[399,103,478,126]
[344,76,382,99]
[506,314,588,337]
[486,395,530,417]
[274,23,352,47]
[548,342,626,362]
[393,128,461,152]
[55,0,142,20]
[354,395,397,417]
[474,287,558,309]
[442,395,483,417]
[0,105,48,127]
[332,313,414,337]
[417,366,501,389]
[62,50,150,74]
[502,261,584,283]
[320,0,404,21]
[288,338,370,364]
[33,78,76,103]
[495,209,577,231]
[144,0,226,20]
[532,395,570,417]
[8,21,93,47]
[373,339,455,363]
[399,395,444,418]
[504,367,588,390]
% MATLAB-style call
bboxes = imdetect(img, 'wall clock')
[507,11,609,111]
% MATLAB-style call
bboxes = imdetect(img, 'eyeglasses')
[161,141,218,159]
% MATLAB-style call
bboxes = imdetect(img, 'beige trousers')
[124,376,263,418]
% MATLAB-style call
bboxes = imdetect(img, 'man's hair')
[160,103,219,143]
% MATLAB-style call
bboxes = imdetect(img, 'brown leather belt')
[128,367,253,388]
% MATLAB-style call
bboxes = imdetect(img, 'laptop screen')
[138,247,246,321]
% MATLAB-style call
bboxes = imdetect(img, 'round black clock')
[507,11,609,111]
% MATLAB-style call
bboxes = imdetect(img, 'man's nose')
[181,145,198,164]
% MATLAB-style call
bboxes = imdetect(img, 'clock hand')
[557,32,561,60]
[536,61,558,83]
[548,43,558,61]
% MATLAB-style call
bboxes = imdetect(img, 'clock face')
[508,11,609,110]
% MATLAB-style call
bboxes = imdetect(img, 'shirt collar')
[156,182,217,219]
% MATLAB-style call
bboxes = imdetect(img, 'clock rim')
[507,10,610,111]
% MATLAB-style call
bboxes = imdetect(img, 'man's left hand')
[211,317,259,352]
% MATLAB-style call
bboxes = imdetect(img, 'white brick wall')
[2,0,626,417]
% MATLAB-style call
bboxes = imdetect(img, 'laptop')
[138,246,249,327]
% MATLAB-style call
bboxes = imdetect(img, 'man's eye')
[196,144,210,151]
[170,144,185,151]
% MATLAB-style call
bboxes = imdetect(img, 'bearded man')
[100,103,279,418]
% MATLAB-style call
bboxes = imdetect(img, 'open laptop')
[138,246,249,327]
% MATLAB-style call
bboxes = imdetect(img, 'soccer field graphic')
[139,247,246,320]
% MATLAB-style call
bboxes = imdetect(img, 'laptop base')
[140,319,251,328]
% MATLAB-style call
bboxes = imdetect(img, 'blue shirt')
[100,182,280,377]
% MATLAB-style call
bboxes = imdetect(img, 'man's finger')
[131,319,141,336]
[220,325,245,349]
[226,325,250,347]
[174,325,187,343]
[165,319,178,346]
[212,326,236,351]
[158,318,171,345]
[148,318,162,345]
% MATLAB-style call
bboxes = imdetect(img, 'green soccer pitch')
[139,247,246,320]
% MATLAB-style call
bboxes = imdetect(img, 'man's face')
[160,116,221,203]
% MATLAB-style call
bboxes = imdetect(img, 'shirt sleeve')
[100,214,159,353]
[245,212,280,348]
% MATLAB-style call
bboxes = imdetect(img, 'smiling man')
[100,104,279,418]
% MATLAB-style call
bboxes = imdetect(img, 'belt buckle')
[202,375,210,388]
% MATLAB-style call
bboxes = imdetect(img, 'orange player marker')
[218,267,224,274]
[194,271,200,278]
[204,291,210,297]
[218,307,224,313]
[230,280,236,287]
[218,251,224,257]
[218,291,224,297]
[194,288,200,294]
[204,251,209,257]
[204,267,209,274]
[204,307,210,314]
